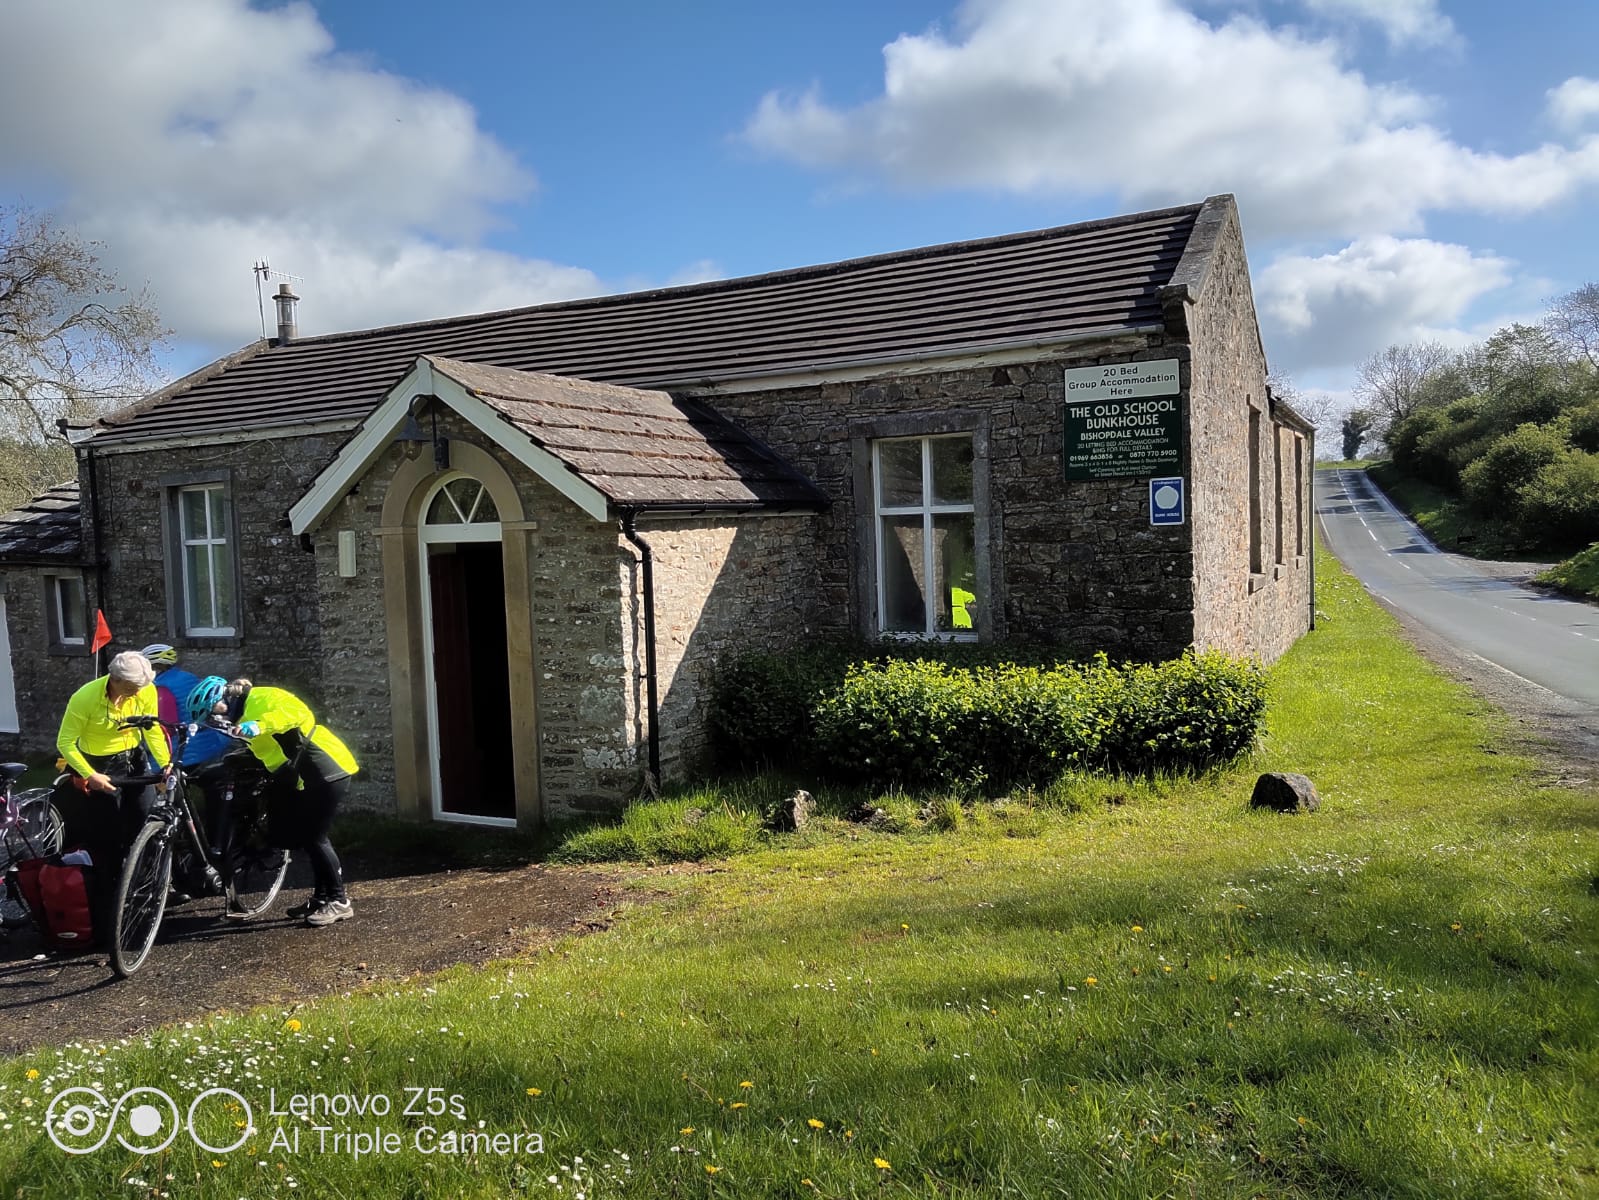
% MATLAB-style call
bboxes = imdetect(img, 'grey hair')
[108,650,155,688]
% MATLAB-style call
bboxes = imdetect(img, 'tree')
[1341,408,1373,461]
[1544,282,1599,371]
[0,208,165,512]
[1352,340,1454,435]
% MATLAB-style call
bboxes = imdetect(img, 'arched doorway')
[418,472,515,824]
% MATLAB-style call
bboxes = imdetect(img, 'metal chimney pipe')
[274,282,299,344]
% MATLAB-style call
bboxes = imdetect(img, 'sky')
[2,0,1596,418]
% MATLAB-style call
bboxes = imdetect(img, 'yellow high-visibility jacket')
[238,686,358,785]
[56,677,171,778]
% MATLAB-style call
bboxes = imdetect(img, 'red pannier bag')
[12,846,96,952]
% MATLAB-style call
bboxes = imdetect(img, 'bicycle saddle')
[0,763,27,783]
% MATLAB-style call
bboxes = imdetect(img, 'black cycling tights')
[304,835,345,903]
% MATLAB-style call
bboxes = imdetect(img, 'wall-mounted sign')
[1062,359,1184,479]
[1149,476,1185,526]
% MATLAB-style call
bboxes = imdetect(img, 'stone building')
[0,194,1314,827]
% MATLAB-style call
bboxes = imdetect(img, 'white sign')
[1065,358,1181,401]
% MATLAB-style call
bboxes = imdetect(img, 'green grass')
[2,545,1596,1198]
[1535,542,1599,602]
[1364,461,1560,561]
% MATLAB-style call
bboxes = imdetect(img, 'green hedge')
[710,646,1265,790]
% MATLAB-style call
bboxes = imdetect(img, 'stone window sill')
[1247,572,1270,595]
[47,641,91,658]
[180,634,243,650]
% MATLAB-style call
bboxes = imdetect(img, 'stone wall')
[83,433,345,696]
[1179,206,1311,662]
[697,336,1197,662]
[0,564,100,760]
[623,515,823,781]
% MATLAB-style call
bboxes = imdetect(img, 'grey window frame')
[161,468,245,647]
[850,410,998,642]
[43,571,89,655]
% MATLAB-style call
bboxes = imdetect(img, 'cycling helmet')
[186,675,228,724]
[140,643,178,667]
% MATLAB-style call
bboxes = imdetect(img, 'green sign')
[1062,395,1183,480]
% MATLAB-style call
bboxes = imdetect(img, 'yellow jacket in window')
[238,687,359,785]
[56,677,171,778]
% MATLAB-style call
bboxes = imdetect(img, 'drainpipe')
[1308,429,1316,631]
[72,434,108,673]
[619,509,661,785]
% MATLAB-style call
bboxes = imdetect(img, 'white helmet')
[140,643,178,667]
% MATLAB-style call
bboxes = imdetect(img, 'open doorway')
[419,475,516,824]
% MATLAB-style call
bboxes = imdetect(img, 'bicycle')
[107,716,289,977]
[0,763,66,927]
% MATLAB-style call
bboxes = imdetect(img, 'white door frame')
[417,473,515,828]
[0,596,18,734]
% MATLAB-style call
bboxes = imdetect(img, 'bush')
[800,650,1265,791]
[707,643,858,769]
[1460,423,1566,517]
[1516,451,1599,547]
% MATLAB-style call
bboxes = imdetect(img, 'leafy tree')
[0,208,165,512]
[1340,408,1373,460]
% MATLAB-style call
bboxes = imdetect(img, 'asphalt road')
[1315,469,1599,709]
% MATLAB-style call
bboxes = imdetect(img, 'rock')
[767,789,814,832]
[1250,772,1320,813]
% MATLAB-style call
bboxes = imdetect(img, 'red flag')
[89,610,113,654]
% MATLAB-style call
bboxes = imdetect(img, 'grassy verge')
[1535,542,1599,603]
[2,545,1595,1198]
[1364,461,1559,561]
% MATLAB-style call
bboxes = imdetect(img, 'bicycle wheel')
[2,793,66,866]
[110,821,173,977]
[222,802,289,918]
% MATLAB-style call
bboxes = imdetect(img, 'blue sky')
[3,0,1596,419]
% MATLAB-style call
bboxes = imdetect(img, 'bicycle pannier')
[14,847,97,951]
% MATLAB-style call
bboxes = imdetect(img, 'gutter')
[619,509,661,786]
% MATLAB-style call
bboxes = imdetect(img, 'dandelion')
[730,1102,747,1110]
[526,1088,543,1097]
[1450,923,1462,932]
[1208,974,1217,982]
[1084,976,1098,987]
[705,1165,721,1175]
[739,1081,754,1089]
[24,1069,39,1081]
[901,924,910,932]
[874,1157,892,1170]
[1130,925,1143,933]
[1162,965,1173,974]
[681,1127,695,1135]
[283,1019,302,1033]
[807,1118,825,1130]
[211,1160,225,1169]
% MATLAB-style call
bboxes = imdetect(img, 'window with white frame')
[47,574,87,647]
[177,483,236,635]
[873,434,980,637]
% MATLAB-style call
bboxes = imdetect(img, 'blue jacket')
[155,667,230,766]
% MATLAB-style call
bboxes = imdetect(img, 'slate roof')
[424,356,826,509]
[0,482,82,563]
[91,199,1207,447]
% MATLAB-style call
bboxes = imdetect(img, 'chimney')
[273,282,300,344]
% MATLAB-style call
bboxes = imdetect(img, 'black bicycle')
[108,716,289,977]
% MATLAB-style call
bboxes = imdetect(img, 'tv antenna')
[253,260,304,339]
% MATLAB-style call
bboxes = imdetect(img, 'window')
[46,573,87,648]
[1294,435,1305,557]
[177,483,236,635]
[873,434,980,637]
[1274,423,1285,566]
[1248,406,1263,575]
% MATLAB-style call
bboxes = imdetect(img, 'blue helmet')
[186,675,227,724]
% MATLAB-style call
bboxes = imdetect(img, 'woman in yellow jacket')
[55,650,173,935]
[220,678,358,927]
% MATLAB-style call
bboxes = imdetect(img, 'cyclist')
[219,678,358,927]
[54,650,172,937]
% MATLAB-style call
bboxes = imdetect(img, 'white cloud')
[1257,236,1512,371]
[0,0,600,350]
[1548,77,1599,131]
[1300,0,1457,48]
[744,0,1599,239]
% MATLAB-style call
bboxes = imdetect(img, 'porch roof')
[290,356,826,533]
